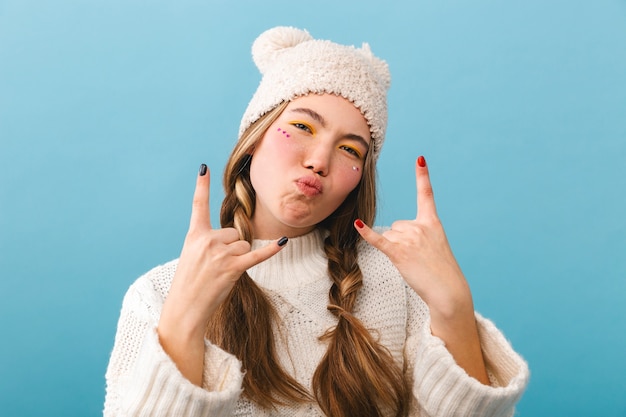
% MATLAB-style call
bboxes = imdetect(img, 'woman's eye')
[292,122,312,133]
[339,145,361,158]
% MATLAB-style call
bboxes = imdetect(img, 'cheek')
[264,129,305,157]
[335,164,363,192]
[250,131,300,186]
[254,131,299,165]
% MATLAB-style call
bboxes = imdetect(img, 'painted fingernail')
[199,163,208,176]
[277,236,289,246]
[417,156,426,167]
[355,219,365,229]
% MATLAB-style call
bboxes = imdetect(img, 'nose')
[303,143,332,177]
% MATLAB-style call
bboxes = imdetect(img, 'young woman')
[104,26,529,417]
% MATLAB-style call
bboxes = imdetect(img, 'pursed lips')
[295,176,323,197]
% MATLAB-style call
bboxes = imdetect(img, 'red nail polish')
[355,219,365,228]
[417,156,426,167]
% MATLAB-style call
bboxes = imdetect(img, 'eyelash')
[339,145,362,158]
[291,122,313,134]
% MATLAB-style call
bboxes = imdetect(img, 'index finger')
[415,156,438,220]
[189,163,212,229]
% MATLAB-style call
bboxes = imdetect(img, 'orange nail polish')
[417,156,426,167]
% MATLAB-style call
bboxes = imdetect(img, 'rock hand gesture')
[158,164,287,386]
[355,156,490,384]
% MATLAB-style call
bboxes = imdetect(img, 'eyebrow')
[289,107,371,151]
[290,107,327,127]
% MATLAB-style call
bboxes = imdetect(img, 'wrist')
[157,306,206,387]
[159,300,209,343]
[416,275,474,321]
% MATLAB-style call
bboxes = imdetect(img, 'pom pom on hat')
[252,27,313,74]
[239,26,391,158]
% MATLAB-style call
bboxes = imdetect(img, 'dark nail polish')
[199,164,208,176]
[355,219,365,229]
[417,156,426,167]
[277,236,288,246]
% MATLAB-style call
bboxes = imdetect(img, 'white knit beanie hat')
[239,26,391,158]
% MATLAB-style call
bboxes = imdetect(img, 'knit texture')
[104,228,529,417]
[239,27,391,158]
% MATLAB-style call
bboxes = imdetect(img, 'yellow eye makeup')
[339,144,364,159]
[289,121,315,135]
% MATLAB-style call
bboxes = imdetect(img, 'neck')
[251,218,317,240]
[248,228,327,289]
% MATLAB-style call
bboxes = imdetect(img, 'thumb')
[237,236,289,271]
[354,219,392,255]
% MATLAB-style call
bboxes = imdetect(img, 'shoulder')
[136,258,179,298]
[121,259,179,315]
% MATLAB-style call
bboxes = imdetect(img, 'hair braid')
[312,160,410,417]
[206,103,311,409]
[314,238,408,417]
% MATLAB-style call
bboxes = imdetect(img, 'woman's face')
[249,94,371,239]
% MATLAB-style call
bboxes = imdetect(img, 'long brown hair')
[206,100,409,416]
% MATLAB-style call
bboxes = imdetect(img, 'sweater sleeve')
[405,289,529,417]
[103,265,244,417]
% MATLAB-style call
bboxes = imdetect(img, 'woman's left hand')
[355,156,490,383]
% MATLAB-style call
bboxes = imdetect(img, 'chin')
[280,218,319,231]
[280,206,325,226]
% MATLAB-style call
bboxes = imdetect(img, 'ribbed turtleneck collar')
[247,228,328,291]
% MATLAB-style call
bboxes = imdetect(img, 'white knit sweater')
[104,228,529,417]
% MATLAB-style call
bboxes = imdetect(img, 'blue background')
[1,1,625,416]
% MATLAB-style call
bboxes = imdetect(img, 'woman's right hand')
[157,164,286,385]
